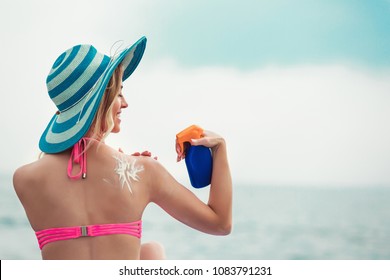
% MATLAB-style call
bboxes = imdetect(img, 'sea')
[1,173,389,260]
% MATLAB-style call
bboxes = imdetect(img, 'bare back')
[13,142,152,259]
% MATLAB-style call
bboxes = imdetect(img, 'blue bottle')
[185,144,213,188]
[176,125,213,188]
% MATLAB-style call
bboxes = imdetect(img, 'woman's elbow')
[216,221,232,236]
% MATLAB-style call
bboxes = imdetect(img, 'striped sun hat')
[39,36,147,153]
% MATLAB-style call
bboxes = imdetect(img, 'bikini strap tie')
[67,138,88,180]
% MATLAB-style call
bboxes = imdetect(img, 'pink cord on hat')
[67,138,88,180]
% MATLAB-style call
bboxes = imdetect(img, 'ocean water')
[1,173,389,260]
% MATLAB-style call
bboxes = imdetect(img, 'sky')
[1,0,389,187]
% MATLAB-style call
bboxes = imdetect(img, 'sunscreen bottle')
[176,125,212,188]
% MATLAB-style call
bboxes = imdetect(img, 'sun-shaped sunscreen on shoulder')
[112,153,144,193]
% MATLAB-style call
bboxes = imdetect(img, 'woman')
[13,36,232,260]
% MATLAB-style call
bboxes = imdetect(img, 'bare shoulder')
[135,156,184,203]
[124,155,164,180]
[125,155,172,191]
[12,154,57,197]
[13,161,42,200]
[134,155,170,179]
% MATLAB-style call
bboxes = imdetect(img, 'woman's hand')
[119,148,158,160]
[190,130,225,149]
[176,130,225,162]
[132,151,158,160]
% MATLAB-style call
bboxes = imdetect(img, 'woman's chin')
[112,125,120,133]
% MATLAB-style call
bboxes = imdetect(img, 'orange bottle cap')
[176,125,204,154]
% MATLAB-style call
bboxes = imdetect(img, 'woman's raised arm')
[148,131,232,235]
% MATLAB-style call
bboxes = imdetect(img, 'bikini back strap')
[35,221,142,250]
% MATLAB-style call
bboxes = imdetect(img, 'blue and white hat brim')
[39,36,147,153]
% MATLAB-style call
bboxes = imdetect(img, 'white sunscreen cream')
[112,154,144,193]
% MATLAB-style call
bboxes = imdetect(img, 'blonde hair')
[89,64,124,142]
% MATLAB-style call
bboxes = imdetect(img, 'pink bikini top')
[35,221,142,250]
[36,138,142,250]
